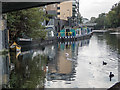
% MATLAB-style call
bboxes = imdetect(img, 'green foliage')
[77,13,83,24]
[90,17,96,23]
[94,2,120,29]
[7,7,48,41]
[95,13,106,29]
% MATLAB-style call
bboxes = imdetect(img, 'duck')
[65,53,69,57]
[109,72,114,77]
[109,72,114,81]
[103,61,107,65]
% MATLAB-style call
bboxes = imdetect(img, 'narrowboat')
[17,38,32,46]
[10,42,21,52]
[57,26,92,41]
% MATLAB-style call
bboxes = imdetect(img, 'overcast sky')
[79,0,120,20]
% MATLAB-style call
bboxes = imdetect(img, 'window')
[57,7,60,9]
[57,12,60,15]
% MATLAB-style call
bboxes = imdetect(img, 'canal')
[0,30,120,89]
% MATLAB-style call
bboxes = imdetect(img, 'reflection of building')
[79,39,90,47]
[0,39,91,88]
[47,42,79,81]
[46,39,90,81]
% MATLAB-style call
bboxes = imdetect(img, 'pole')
[0,1,3,51]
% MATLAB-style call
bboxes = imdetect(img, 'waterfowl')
[103,61,107,65]
[109,72,114,81]
[109,72,114,77]
[65,53,69,57]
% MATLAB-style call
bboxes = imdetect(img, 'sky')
[79,0,120,20]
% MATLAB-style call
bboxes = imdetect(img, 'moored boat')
[57,26,93,41]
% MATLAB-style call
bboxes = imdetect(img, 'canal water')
[0,30,120,89]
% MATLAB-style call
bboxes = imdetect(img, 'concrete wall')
[0,14,8,51]
[0,20,8,51]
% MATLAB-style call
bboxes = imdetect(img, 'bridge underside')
[2,2,58,13]
[2,0,69,13]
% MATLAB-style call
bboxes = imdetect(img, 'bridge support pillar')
[0,2,9,52]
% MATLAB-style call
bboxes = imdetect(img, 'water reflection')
[0,31,120,88]
[45,40,90,87]
[0,54,10,89]
[7,49,47,88]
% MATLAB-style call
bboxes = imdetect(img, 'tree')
[90,17,96,23]
[94,13,106,29]
[94,1,120,29]
[7,7,49,42]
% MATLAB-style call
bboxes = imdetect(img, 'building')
[45,0,80,31]
[45,4,58,16]
[57,1,72,20]
[57,0,80,23]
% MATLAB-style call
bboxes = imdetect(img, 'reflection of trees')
[105,32,120,53]
[9,53,47,88]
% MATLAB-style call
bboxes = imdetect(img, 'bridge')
[79,23,97,29]
[0,0,69,52]
[2,1,67,13]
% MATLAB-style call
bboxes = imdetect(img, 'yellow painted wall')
[59,1,73,20]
